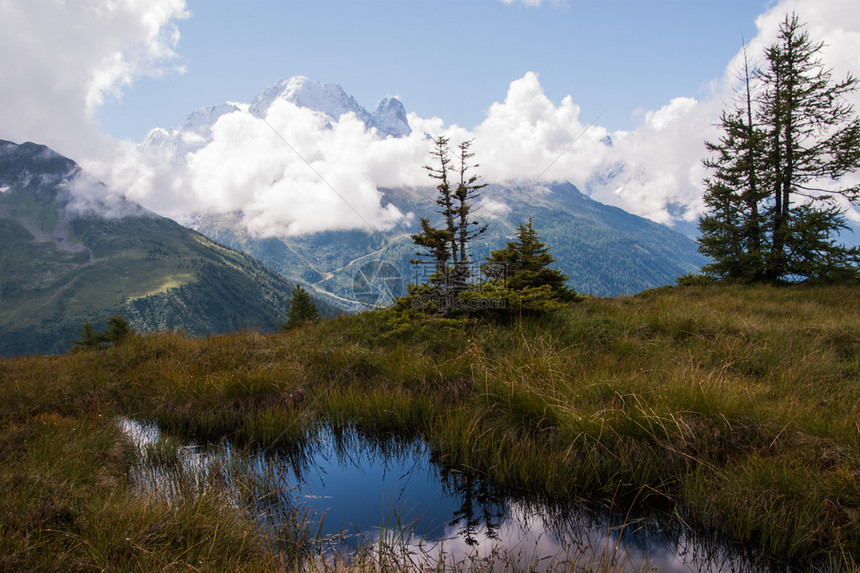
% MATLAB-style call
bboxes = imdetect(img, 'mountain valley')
[0,140,336,356]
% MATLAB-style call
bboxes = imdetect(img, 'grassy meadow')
[0,283,858,571]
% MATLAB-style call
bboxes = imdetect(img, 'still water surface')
[121,419,781,571]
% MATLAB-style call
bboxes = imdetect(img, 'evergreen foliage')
[485,216,577,300]
[699,45,769,281]
[480,217,579,312]
[104,315,132,343]
[71,320,100,350]
[408,141,578,315]
[410,217,452,290]
[71,315,133,350]
[410,136,487,298]
[699,13,860,282]
[452,139,488,287]
[281,284,320,330]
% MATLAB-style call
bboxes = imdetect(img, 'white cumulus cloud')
[108,100,431,237]
[3,0,859,237]
[0,0,189,158]
[472,72,610,185]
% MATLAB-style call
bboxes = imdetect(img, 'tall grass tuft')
[1,283,858,568]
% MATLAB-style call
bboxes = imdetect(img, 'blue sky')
[94,0,770,140]
[2,0,858,234]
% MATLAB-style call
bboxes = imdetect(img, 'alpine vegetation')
[699,13,860,282]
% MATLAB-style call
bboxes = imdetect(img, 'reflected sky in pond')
[120,419,787,571]
[282,429,461,543]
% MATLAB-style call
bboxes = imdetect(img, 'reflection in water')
[120,419,784,571]
[118,417,215,501]
[436,461,507,547]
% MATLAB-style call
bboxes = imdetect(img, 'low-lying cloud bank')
[91,73,722,237]
[105,99,429,236]
[2,0,859,237]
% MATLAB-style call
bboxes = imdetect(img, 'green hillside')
[190,182,708,309]
[0,140,335,356]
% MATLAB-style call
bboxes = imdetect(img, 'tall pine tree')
[452,139,488,290]
[699,45,770,281]
[411,136,486,298]
[700,14,860,281]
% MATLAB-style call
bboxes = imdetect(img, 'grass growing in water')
[0,283,858,570]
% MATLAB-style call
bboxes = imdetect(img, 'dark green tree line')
[71,315,133,350]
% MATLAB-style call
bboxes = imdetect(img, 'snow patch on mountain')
[250,76,371,125]
[183,103,242,134]
[370,97,412,137]
[248,76,410,137]
[141,77,412,161]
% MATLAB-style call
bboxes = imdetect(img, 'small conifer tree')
[71,320,101,350]
[485,216,578,302]
[71,315,134,351]
[282,284,320,330]
[105,315,132,343]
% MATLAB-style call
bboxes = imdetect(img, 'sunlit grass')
[1,283,858,569]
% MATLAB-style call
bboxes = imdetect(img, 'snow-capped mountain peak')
[140,103,243,155]
[140,76,412,159]
[182,103,241,134]
[370,97,411,137]
[249,76,371,125]
[248,76,410,137]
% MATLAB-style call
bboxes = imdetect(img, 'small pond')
[120,419,788,571]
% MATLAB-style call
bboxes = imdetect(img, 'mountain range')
[0,77,713,355]
[249,76,412,137]
[142,75,411,156]
[141,76,708,309]
[0,139,336,357]
[189,181,708,310]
